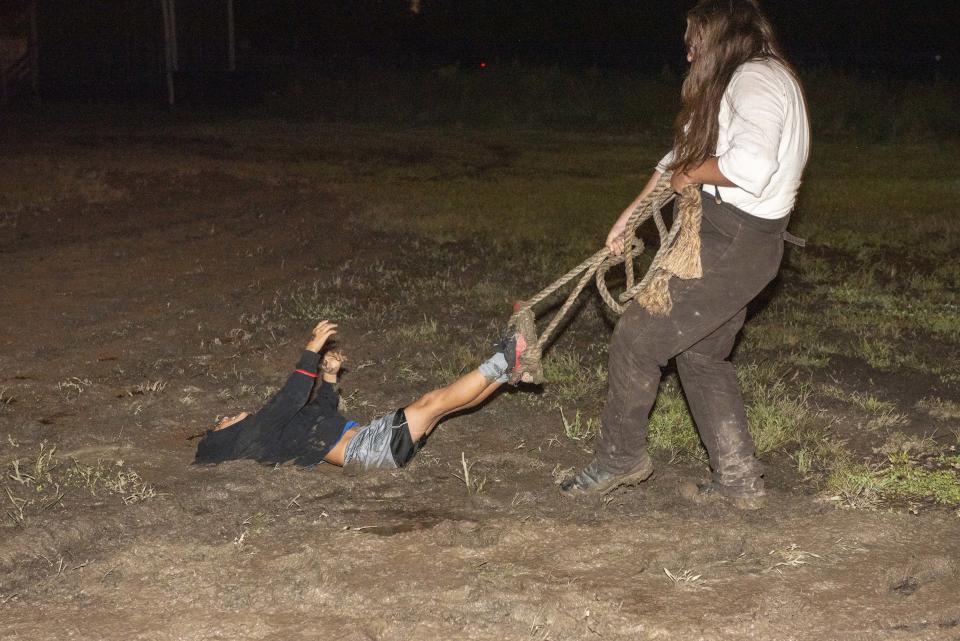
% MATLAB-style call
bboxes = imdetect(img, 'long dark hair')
[670,0,792,172]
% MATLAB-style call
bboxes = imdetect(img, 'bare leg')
[321,332,519,467]
[403,370,503,440]
[321,372,499,467]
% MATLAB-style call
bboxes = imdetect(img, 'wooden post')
[161,0,177,106]
[226,0,236,71]
[28,0,40,103]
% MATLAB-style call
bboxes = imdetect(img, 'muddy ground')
[1,123,958,641]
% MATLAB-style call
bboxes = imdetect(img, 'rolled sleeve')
[295,350,320,373]
[716,68,785,197]
[656,149,675,174]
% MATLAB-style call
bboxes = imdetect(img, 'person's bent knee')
[407,389,441,414]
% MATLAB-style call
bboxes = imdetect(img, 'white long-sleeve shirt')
[657,58,810,220]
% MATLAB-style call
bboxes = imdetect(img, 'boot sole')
[678,480,767,510]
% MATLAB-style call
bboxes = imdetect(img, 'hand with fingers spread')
[306,320,338,353]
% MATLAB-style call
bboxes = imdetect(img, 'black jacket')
[194,351,353,466]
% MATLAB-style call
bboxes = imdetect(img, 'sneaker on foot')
[491,330,533,386]
[493,332,521,376]
[559,458,654,497]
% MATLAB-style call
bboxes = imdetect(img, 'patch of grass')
[782,350,831,370]
[857,334,895,370]
[283,287,355,322]
[663,567,703,587]
[818,386,908,432]
[790,435,849,478]
[272,262,409,325]
[766,543,821,574]
[826,461,885,510]
[470,279,511,308]
[431,343,486,385]
[876,432,938,457]
[256,385,279,402]
[397,364,427,384]
[0,387,15,410]
[917,397,960,421]
[56,377,93,401]
[559,408,599,444]
[64,459,157,505]
[6,442,58,492]
[645,365,860,486]
[393,315,440,342]
[3,443,157,525]
[454,452,487,495]
[128,379,167,396]
[647,375,705,463]
[827,451,960,509]
[848,391,896,415]
[864,410,908,432]
[541,347,606,404]
[739,364,812,455]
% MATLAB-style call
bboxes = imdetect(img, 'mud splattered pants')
[597,193,791,495]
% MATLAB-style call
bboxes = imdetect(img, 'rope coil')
[509,172,703,384]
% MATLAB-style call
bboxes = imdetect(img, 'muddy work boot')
[559,458,654,497]
[679,480,766,511]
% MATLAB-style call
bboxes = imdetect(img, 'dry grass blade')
[766,544,822,574]
[664,567,703,586]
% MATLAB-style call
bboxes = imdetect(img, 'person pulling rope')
[508,172,704,384]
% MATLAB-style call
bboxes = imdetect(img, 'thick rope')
[509,172,703,384]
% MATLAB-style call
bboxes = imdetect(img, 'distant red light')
[479,61,488,69]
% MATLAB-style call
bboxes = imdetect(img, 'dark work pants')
[597,194,789,494]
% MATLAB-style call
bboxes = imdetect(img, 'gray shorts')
[342,409,420,471]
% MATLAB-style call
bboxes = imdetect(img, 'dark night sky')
[233,1,958,72]
[5,0,957,99]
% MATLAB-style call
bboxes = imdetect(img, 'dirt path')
[1,130,958,641]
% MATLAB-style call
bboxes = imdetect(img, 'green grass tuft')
[559,408,600,444]
[647,375,705,463]
[827,451,960,508]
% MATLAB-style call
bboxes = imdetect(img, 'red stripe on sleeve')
[295,369,318,378]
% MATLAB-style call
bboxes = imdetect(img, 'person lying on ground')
[194,320,524,471]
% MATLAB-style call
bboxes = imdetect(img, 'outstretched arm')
[255,321,338,425]
[606,170,663,256]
